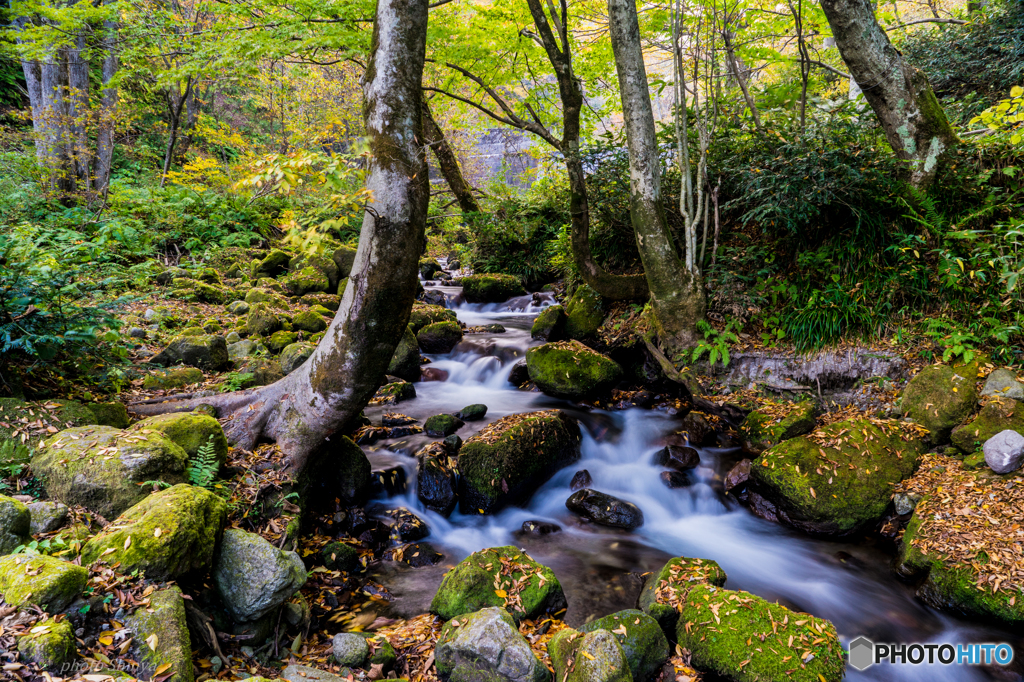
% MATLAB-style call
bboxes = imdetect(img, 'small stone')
[443,434,463,454]
[566,489,644,530]
[893,492,921,516]
[129,327,147,339]
[425,414,464,437]
[321,541,360,572]
[455,404,487,421]
[570,469,592,491]
[387,508,429,542]
[332,632,369,668]
[520,520,561,535]
[983,429,1024,474]
[225,331,241,344]
[282,664,352,682]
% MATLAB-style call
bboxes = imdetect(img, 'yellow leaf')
[1011,86,1023,98]
[145,634,159,651]
[98,635,114,646]
[581,651,596,660]
[612,625,628,636]
[124,536,132,550]
[154,663,173,675]
[494,589,508,599]
[810,487,817,498]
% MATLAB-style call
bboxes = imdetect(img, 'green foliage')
[186,435,220,490]
[13,535,67,556]
[971,86,1024,144]
[690,319,740,367]
[782,281,878,352]
[219,371,255,392]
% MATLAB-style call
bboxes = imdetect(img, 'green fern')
[690,319,741,368]
[0,439,32,465]
[187,435,220,490]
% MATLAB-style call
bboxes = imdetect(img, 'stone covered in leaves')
[526,341,623,400]
[462,274,526,303]
[373,379,416,405]
[126,586,194,682]
[431,546,566,623]
[0,397,107,450]
[738,399,817,454]
[638,556,727,639]
[0,494,30,554]
[82,483,227,580]
[676,584,844,682]
[577,609,668,682]
[150,333,230,370]
[130,411,228,466]
[436,606,550,682]
[548,628,631,682]
[951,397,1024,454]
[17,618,77,671]
[34,426,189,518]
[900,361,980,443]
[0,553,88,611]
[458,410,581,514]
[749,418,926,536]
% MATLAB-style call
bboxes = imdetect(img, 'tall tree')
[133,0,431,487]
[421,98,481,215]
[819,0,957,188]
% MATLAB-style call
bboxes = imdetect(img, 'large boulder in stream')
[526,341,623,400]
[462,274,526,303]
[418,321,464,354]
[748,418,926,536]
[436,607,549,682]
[458,410,581,514]
[900,361,980,443]
[409,302,457,333]
[566,489,644,530]
[430,546,566,623]
[638,556,727,639]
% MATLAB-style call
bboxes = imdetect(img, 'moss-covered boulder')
[247,302,282,336]
[245,287,289,309]
[227,300,250,315]
[738,400,817,455]
[388,326,421,382]
[290,254,340,290]
[125,586,193,682]
[901,362,980,443]
[548,628,631,682]
[284,266,330,296]
[456,404,488,422]
[418,321,464,354]
[374,379,416,405]
[81,483,227,580]
[531,304,566,342]
[129,412,228,467]
[27,500,68,535]
[436,606,550,682]
[0,494,30,555]
[526,341,623,400]
[459,410,581,514]
[281,341,316,374]
[170,278,230,305]
[150,333,229,370]
[424,414,464,438]
[638,556,727,640]
[17,618,77,671]
[332,245,358,279]
[267,330,298,353]
[431,546,566,623]
[143,367,205,390]
[577,610,668,682]
[34,426,188,518]
[300,292,341,311]
[419,259,443,280]
[676,584,844,682]
[88,402,130,428]
[0,398,102,451]
[252,249,291,279]
[951,398,1024,454]
[409,303,458,333]
[564,285,604,339]
[0,554,88,611]
[292,309,328,334]
[749,418,926,536]
[237,357,285,388]
[213,528,306,622]
[462,274,526,303]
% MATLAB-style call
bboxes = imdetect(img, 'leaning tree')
[133,0,431,487]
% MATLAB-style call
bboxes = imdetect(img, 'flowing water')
[360,282,1020,681]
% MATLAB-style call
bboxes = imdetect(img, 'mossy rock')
[34,426,188,518]
[0,398,101,451]
[435,607,549,682]
[900,362,979,444]
[749,418,926,536]
[531,304,567,342]
[17,618,77,671]
[951,398,1024,454]
[202,318,223,333]
[248,302,283,336]
[321,541,360,573]
[578,610,668,682]
[130,412,228,466]
[170,278,230,304]
[126,586,194,682]
[256,276,285,292]
[237,357,285,388]
[0,553,88,611]
[738,399,817,454]
[526,341,623,401]
[150,334,230,371]
[548,628,632,682]
[388,325,421,382]
[337,277,350,296]
[374,379,416,405]
[676,584,844,682]
[143,367,205,390]
[267,330,298,353]
[293,309,328,334]
[637,556,727,641]
[300,292,341,311]
[281,342,316,374]
[245,287,289,309]
[430,546,566,622]
[213,528,307,622]
[252,249,291,279]
[284,266,330,296]
[462,274,526,303]
[408,303,457,333]
[417,321,464,354]
[0,494,31,555]
[564,285,604,339]
[332,245,358,279]
[458,410,581,515]
[290,254,340,290]
[87,402,130,428]
[424,414,464,438]
[81,483,228,580]
[419,258,443,279]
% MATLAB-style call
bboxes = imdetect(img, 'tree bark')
[819,0,957,188]
[421,99,481,214]
[607,0,705,349]
[132,0,431,488]
[66,33,92,186]
[40,51,75,194]
[160,78,193,186]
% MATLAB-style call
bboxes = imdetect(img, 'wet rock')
[17,617,77,671]
[388,542,444,567]
[951,398,1024,454]
[638,556,727,639]
[0,554,88,611]
[566,489,644,530]
[738,399,817,454]
[678,411,716,446]
[723,459,752,496]
[564,285,604,340]
[983,429,1024,474]
[660,470,691,488]
[280,341,316,374]
[436,607,549,682]
[332,632,369,668]
[459,410,581,514]
[677,584,845,682]
[508,360,530,386]
[578,609,669,682]
[125,586,192,682]
[982,368,1024,401]
[421,289,448,307]
[746,491,779,522]
[388,325,422,382]
[150,333,229,370]
[484,323,506,332]
[455,403,488,421]
[425,414,464,437]
[431,546,566,622]
[570,469,592,491]
[143,365,204,389]
[422,367,450,381]
[548,627,629,682]
[520,520,561,535]
[0,494,30,554]
[900,361,980,443]
[749,418,925,536]
[213,528,306,622]
[419,258,443,280]
[374,379,416,405]
[462,274,526,303]
[371,466,408,496]
[386,508,429,542]
[418,320,464,354]
[382,412,416,427]
[27,500,68,535]
[320,541,360,572]
[311,437,371,505]
[526,341,623,400]
[443,434,463,454]
[409,303,458,333]
[130,410,229,466]
[82,484,228,580]
[417,443,457,516]
[531,305,567,342]
[651,445,700,471]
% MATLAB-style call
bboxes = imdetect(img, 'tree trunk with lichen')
[132,0,430,488]
[421,99,481,214]
[820,0,957,188]
[608,0,704,350]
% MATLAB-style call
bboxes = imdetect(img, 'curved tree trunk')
[133,0,431,485]
[819,0,957,188]
[421,98,481,214]
[607,0,704,350]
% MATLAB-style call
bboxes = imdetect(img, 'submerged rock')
[900,362,979,443]
[548,628,630,682]
[526,341,623,400]
[386,508,430,543]
[651,445,700,471]
[436,607,549,682]
[659,470,691,488]
[520,520,561,535]
[455,403,488,421]
[462,274,526,303]
[566,489,644,530]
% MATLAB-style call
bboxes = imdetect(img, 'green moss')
[578,609,668,682]
[0,494,30,554]
[677,584,845,682]
[0,554,88,611]
[321,541,360,572]
[142,367,205,390]
[461,274,526,303]
[17,618,77,670]
[419,258,443,279]
[749,418,925,535]
[247,302,282,336]
[564,285,605,339]
[87,402,130,428]
[252,249,291,279]
[417,321,464,354]
[81,483,227,580]
[388,325,421,382]
[408,303,457,333]
[526,341,623,400]
[458,410,581,514]
[245,287,289,309]
[424,414,463,437]
[374,380,416,405]
[638,556,727,640]
[431,546,566,623]
[170,279,229,304]
[300,292,341,311]
[332,245,358,278]
[900,363,979,443]
[281,342,316,374]
[738,400,817,454]
[548,628,632,682]
[0,398,102,450]
[126,586,194,682]
[292,309,328,333]
[267,330,298,352]
[283,266,330,296]
[530,304,567,341]
[951,398,1024,454]
[130,412,228,466]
